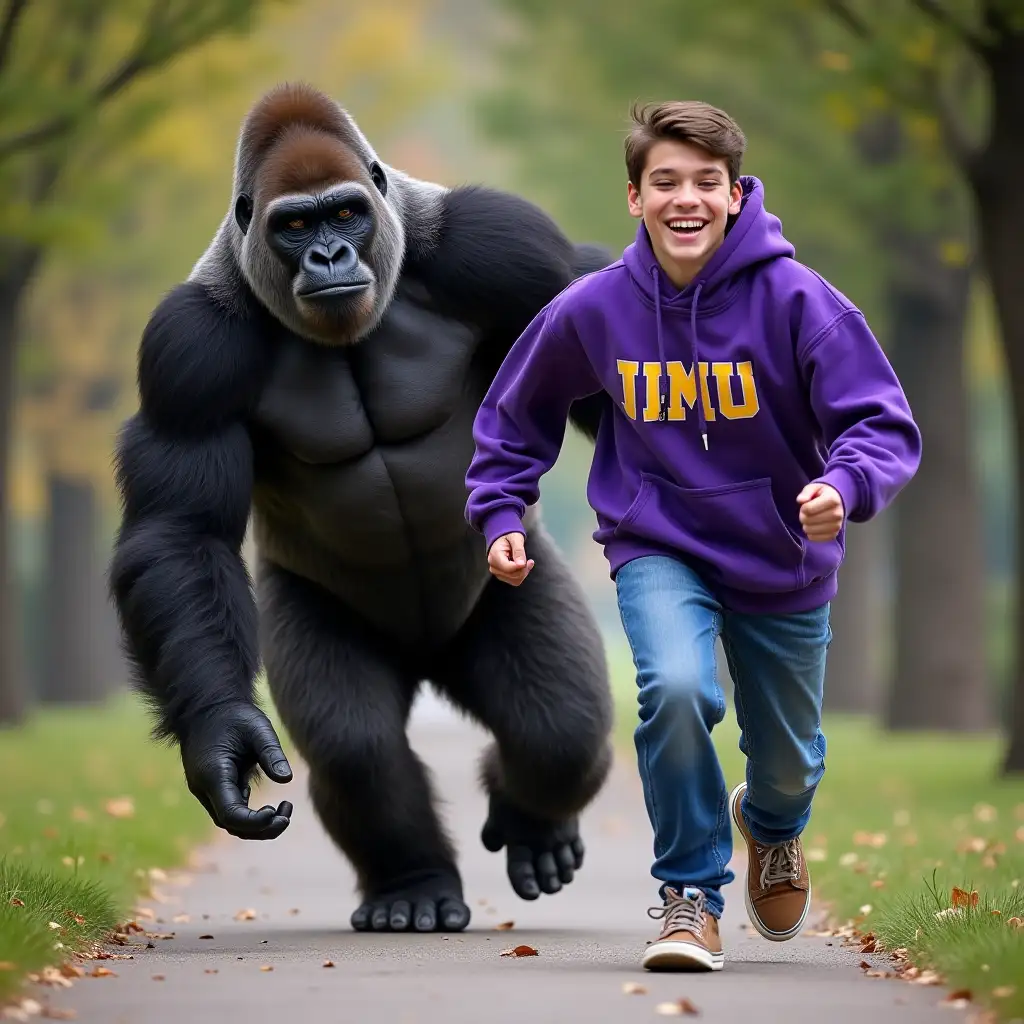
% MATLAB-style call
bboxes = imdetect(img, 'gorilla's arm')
[413,185,613,442]
[109,282,293,840]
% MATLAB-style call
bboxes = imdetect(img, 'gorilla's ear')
[234,193,254,235]
[370,162,387,197]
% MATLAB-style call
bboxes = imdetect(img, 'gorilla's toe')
[351,873,470,933]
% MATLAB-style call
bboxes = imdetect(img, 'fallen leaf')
[88,967,116,978]
[322,961,335,968]
[288,908,300,916]
[18,1001,41,1017]
[944,989,972,1003]
[993,986,1016,999]
[494,921,515,931]
[655,998,700,1016]
[103,798,135,819]
[1007,917,1023,929]
[500,945,538,957]
[133,907,155,921]
[806,848,827,862]
[58,966,83,980]
[234,909,257,921]
[148,868,168,882]
[204,970,218,975]
[259,966,273,972]
[0,962,16,971]
[152,976,165,982]
[870,880,885,890]
[65,913,85,926]
[622,982,647,995]
[41,1009,77,1020]
[9,898,24,907]
[974,803,997,822]
[198,934,214,940]
[951,887,979,909]
[172,914,191,924]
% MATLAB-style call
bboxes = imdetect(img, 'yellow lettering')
[616,359,639,420]
[666,362,716,422]
[712,360,760,419]
[642,361,662,422]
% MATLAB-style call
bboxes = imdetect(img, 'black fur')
[110,87,616,931]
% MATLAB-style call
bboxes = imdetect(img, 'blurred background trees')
[0,0,1021,773]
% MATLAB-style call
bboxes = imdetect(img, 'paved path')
[36,693,949,1023]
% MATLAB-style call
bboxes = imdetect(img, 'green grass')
[609,640,1024,1020]
[0,693,211,1005]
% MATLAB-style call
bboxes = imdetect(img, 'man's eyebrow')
[647,166,725,177]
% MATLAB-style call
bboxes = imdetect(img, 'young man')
[463,101,921,972]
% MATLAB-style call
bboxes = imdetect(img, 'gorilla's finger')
[413,900,436,932]
[371,904,390,931]
[249,720,293,783]
[350,902,372,931]
[206,774,276,836]
[480,817,504,852]
[535,851,562,894]
[389,900,411,931]
[555,843,576,884]
[507,847,540,900]
[241,785,251,804]
[276,800,294,819]
[438,898,471,932]
[571,836,586,869]
[258,814,291,840]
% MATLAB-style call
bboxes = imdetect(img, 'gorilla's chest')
[250,294,488,570]
[255,296,479,463]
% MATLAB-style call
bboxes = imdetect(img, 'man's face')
[627,139,743,287]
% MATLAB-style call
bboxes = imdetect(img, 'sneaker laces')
[758,839,801,889]
[647,886,706,939]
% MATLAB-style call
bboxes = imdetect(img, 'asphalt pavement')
[31,691,952,1023]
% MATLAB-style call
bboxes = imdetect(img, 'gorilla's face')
[235,131,402,346]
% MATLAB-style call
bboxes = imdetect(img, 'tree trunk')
[824,518,887,713]
[884,247,990,731]
[0,248,42,726]
[970,24,1024,772]
[39,473,111,704]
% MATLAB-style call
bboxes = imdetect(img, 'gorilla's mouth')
[297,281,372,299]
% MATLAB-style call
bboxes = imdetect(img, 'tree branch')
[0,1,251,162]
[821,0,873,40]
[906,0,991,56]
[0,0,30,76]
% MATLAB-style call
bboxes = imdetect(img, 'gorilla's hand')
[481,793,585,900]
[179,703,294,840]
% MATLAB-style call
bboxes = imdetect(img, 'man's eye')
[287,218,305,230]
[334,208,352,219]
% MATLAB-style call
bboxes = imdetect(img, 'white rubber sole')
[728,782,811,943]
[642,938,724,972]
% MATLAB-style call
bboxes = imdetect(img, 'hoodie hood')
[621,175,796,448]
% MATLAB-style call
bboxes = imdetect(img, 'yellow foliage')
[902,27,937,66]
[939,239,969,269]
[823,91,860,133]
[818,50,851,72]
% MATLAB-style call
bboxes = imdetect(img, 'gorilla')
[109,82,615,933]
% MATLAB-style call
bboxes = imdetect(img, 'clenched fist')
[488,532,535,586]
[796,482,845,542]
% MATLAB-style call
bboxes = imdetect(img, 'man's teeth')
[669,219,706,231]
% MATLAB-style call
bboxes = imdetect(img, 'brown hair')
[625,100,746,186]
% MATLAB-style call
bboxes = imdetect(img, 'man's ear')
[728,181,742,216]
[627,181,643,220]
[234,193,254,235]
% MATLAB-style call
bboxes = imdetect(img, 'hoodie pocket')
[615,473,807,594]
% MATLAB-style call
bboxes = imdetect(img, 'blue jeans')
[615,554,830,919]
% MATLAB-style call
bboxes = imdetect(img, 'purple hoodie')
[465,177,921,613]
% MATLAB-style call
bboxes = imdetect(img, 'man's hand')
[179,703,294,840]
[487,532,535,586]
[796,482,845,542]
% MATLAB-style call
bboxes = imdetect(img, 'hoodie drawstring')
[653,270,707,451]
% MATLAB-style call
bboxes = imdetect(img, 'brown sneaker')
[729,782,811,941]
[641,886,724,972]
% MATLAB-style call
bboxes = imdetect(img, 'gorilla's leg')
[259,561,470,932]
[431,527,614,901]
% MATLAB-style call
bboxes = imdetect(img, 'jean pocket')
[615,473,806,594]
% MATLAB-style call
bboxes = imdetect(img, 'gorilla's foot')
[350,870,470,933]
[481,794,586,901]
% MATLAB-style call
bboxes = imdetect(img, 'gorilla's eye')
[287,218,306,230]
[334,208,353,220]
